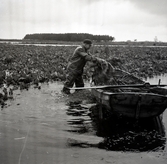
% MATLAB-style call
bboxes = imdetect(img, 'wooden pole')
[68,83,167,90]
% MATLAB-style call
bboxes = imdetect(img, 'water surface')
[0,77,167,164]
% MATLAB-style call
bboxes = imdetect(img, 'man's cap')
[83,39,92,45]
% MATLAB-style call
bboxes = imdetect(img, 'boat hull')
[92,88,167,119]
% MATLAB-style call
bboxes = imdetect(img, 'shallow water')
[0,80,167,164]
[1,41,167,48]
[146,74,167,85]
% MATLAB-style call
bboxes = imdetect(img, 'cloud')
[0,0,167,41]
[128,0,167,16]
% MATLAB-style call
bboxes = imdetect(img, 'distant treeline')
[23,33,114,42]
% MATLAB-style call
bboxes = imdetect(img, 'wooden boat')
[91,69,167,119]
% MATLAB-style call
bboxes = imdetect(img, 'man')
[62,39,96,94]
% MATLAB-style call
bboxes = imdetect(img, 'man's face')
[84,43,92,50]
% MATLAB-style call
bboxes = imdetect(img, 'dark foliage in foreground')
[0,43,167,87]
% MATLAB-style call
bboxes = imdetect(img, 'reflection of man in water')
[62,39,96,94]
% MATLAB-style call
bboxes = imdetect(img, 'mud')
[0,79,167,164]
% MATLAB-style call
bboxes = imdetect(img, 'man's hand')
[85,54,97,62]
[91,57,97,62]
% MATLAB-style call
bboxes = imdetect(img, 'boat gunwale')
[92,88,167,98]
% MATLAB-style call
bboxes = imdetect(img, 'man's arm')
[77,47,96,62]
[84,53,97,62]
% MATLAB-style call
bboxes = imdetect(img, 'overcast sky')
[0,0,167,41]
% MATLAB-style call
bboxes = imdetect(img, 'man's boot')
[62,87,71,95]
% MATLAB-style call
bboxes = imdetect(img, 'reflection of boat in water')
[91,69,167,119]
[90,104,166,151]
[66,101,166,152]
